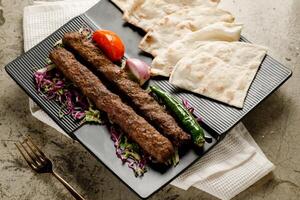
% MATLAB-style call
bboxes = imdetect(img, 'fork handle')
[52,172,85,200]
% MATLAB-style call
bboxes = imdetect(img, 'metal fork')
[15,137,85,200]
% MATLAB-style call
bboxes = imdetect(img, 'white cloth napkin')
[23,1,275,199]
[171,123,274,200]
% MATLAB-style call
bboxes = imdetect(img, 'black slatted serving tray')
[5,0,292,198]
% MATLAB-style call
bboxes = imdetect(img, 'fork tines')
[15,137,50,171]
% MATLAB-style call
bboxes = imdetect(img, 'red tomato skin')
[92,30,125,62]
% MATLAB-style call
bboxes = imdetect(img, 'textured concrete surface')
[0,0,299,199]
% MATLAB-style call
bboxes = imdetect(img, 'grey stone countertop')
[0,0,299,199]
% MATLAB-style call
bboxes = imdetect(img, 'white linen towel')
[23,1,275,199]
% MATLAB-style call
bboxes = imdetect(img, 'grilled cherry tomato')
[92,30,125,62]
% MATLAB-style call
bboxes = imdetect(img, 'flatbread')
[111,0,135,11]
[139,6,234,56]
[151,22,243,77]
[169,41,267,108]
[123,0,220,31]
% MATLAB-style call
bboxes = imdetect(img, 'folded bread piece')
[139,6,234,56]
[151,22,243,77]
[123,0,220,32]
[169,41,267,108]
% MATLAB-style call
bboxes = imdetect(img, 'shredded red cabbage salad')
[110,126,147,177]
[34,65,101,124]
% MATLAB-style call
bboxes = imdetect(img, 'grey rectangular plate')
[5,0,292,198]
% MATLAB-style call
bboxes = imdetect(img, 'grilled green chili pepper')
[150,86,205,147]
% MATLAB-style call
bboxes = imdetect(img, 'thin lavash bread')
[139,6,234,56]
[169,41,267,108]
[151,22,243,77]
[123,0,220,32]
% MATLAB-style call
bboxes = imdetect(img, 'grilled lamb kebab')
[50,47,174,163]
[62,32,191,147]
